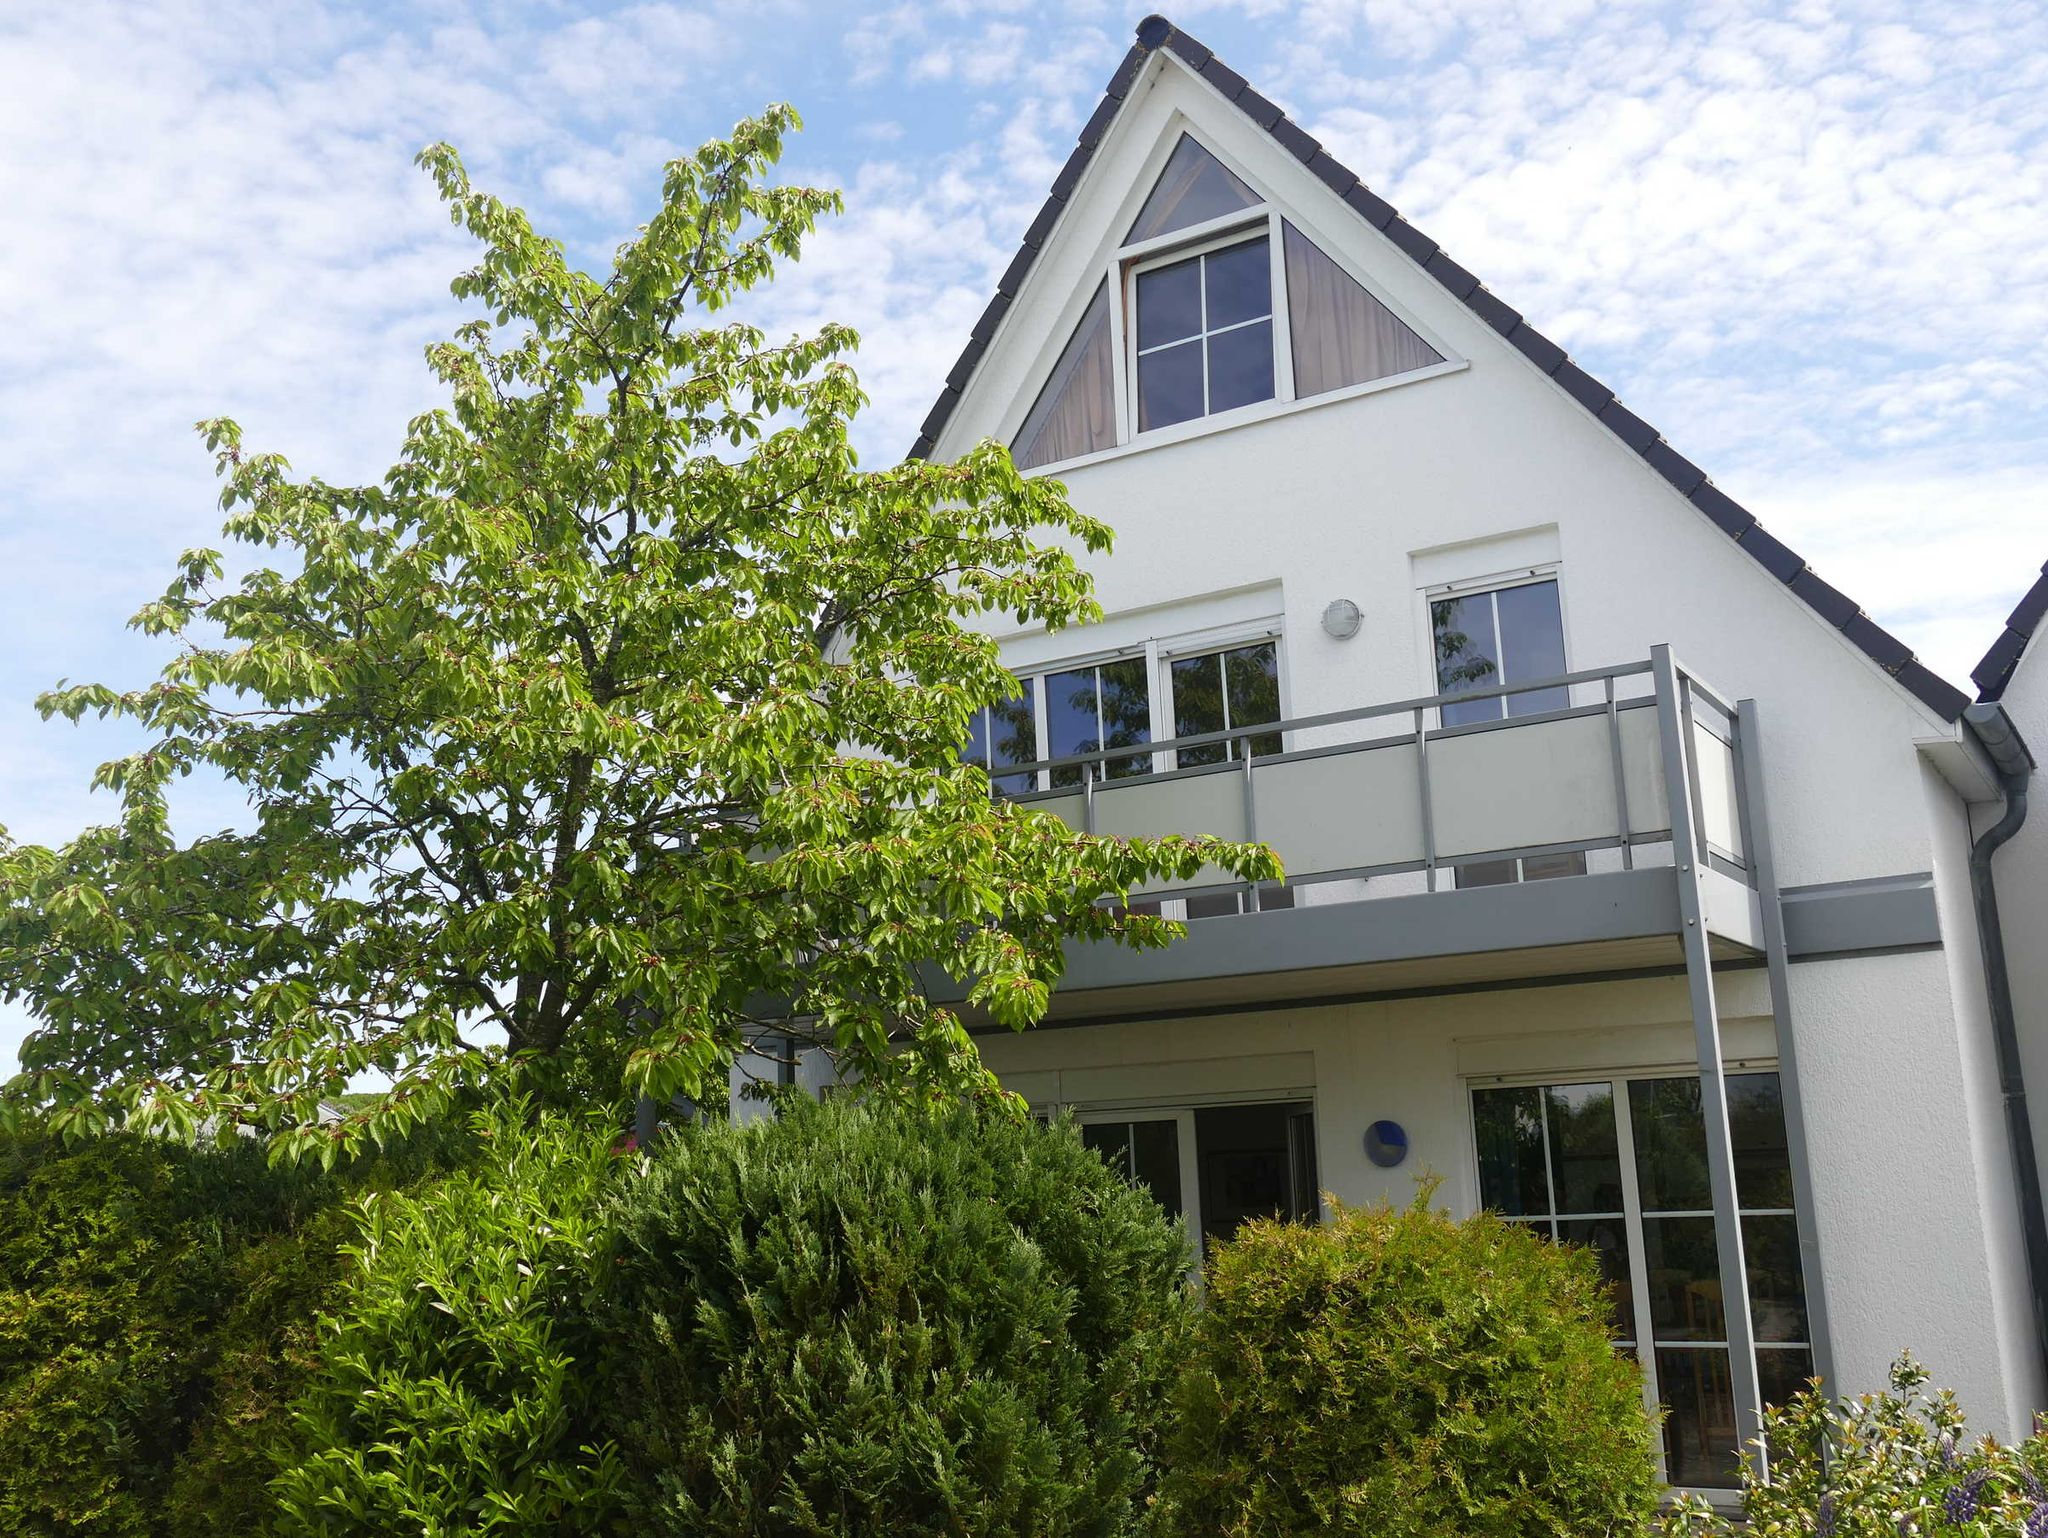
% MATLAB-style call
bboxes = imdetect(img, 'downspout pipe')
[1961,700,2048,1388]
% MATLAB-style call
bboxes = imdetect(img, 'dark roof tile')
[969,292,1011,345]
[1507,323,1566,375]
[1973,627,2028,698]
[907,15,1972,721]
[1737,523,1805,584]
[1465,285,1521,336]
[1021,195,1063,250]
[1972,559,2048,701]
[1077,92,1122,150]
[1235,85,1285,129]
[1642,440,1706,496]
[945,344,984,393]
[1105,44,1149,99]
[1161,28,1211,68]
[1790,569,1858,627]
[1200,56,1249,102]
[1385,217,1438,264]
[1689,482,1755,538]
[1342,181,1397,229]
[1896,660,1972,720]
[1307,151,1356,197]
[1843,613,1914,672]
[1270,117,1319,163]
[1049,141,1092,201]
[1551,360,1612,413]
[1597,399,1658,452]
[1424,250,1479,299]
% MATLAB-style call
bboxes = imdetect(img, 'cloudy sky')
[2,0,2044,1071]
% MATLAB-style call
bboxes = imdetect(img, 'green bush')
[597,1098,1193,1537]
[1664,1355,2048,1536]
[273,1103,630,1536]
[0,1119,470,1537]
[1157,1190,1659,1537]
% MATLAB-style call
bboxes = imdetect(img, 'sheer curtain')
[1013,282,1116,470]
[1283,221,1441,398]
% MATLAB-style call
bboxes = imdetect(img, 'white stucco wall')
[919,52,2039,1430]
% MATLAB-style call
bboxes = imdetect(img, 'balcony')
[979,645,1772,1021]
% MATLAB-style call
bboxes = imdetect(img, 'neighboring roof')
[909,14,1973,723]
[1973,558,2048,702]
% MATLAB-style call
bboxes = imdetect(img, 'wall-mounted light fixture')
[1364,1119,1409,1168]
[1321,598,1362,639]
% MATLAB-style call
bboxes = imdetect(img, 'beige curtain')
[1014,283,1116,470]
[1284,221,1441,398]
[1126,135,1260,243]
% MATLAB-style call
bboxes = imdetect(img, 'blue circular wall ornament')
[1364,1120,1409,1169]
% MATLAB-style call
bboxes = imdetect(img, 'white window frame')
[1124,217,1295,435]
[1462,1065,1808,1502]
[1072,1106,1204,1261]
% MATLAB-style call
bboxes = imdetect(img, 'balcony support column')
[1734,698,1836,1396]
[1651,644,1767,1479]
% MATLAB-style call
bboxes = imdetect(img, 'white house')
[771,16,2048,1495]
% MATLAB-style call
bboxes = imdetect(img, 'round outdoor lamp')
[1321,598,1362,639]
[1364,1119,1409,1168]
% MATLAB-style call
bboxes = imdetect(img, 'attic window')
[1014,282,1115,470]
[1006,132,1448,471]
[1126,134,1261,243]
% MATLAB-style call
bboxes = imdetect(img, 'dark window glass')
[1184,891,1241,920]
[1558,1216,1637,1341]
[1135,256,1202,348]
[1203,236,1270,329]
[988,692,1035,795]
[960,705,990,770]
[1208,319,1275,413]
[1743,1214,1809,1343]
[1224,642,1282,756]
[1628,1076,1712,1213]
[1171,652,1227,767]
[1473,1085,1548,1218]
[1522,850,1589,881]
[1045,667,1100,789]
[1546,1082,1623,1215]
[1432,591,1501,727]
[1497,579,1569,715]
[1457,857,1519,887]
[1097,655,1153,778]
[1131,1119,1184,1218]
[1125,134,1261,244]
[1728,1073,1795,1209]
[1757,1345,1816,1412]
[1641,1215,1725,1341]
[1138,339,1204,430]
[1656,1347,1738,1487]
[1195,1102,1314,1250]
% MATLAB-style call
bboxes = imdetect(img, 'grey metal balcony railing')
[996,648,1752,909]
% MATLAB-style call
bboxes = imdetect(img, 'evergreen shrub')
[1663,1355,2048,1536]
[598,1097,1193,1537]
[273,1103,629,1536]
[1157,1190,1660,1537]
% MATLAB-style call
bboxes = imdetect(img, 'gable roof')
[1973,558,2048,702]
[908,13,1972,724]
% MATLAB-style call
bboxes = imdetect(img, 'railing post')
[1652,644,1767,1479]
[1416,706,1438,893]
[1605,673,1635,871]
[1241,748,1261,913]
[1734,698,1836,1395]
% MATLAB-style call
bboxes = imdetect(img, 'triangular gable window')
[1013,281,1116,470]
[1282,220,1442,397]
[1126,134,1260,243]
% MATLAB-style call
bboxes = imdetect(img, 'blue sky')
[3,0,2045,1072]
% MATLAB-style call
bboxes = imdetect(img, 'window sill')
[1019,357,1467,480]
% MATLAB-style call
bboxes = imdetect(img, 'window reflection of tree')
[1432,596,1498,693]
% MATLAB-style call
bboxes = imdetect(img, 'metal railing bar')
[1417,705,1438,893]
[1606,673,1636,872]
[994,658,1657,780]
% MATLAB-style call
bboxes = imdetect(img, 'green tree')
[0,109,1276,1160]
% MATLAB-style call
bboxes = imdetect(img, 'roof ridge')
[907,14,1972,724]
[1973,558,2048,702]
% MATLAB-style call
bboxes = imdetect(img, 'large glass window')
[1044,656,1152,788]
[1013,281,1116,471]
[1431,577,1569,728]
[959,693,1037,796]
[1471,1071,1812,1490]
[1135,236,1276,431]
[1169,640,1282,767]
